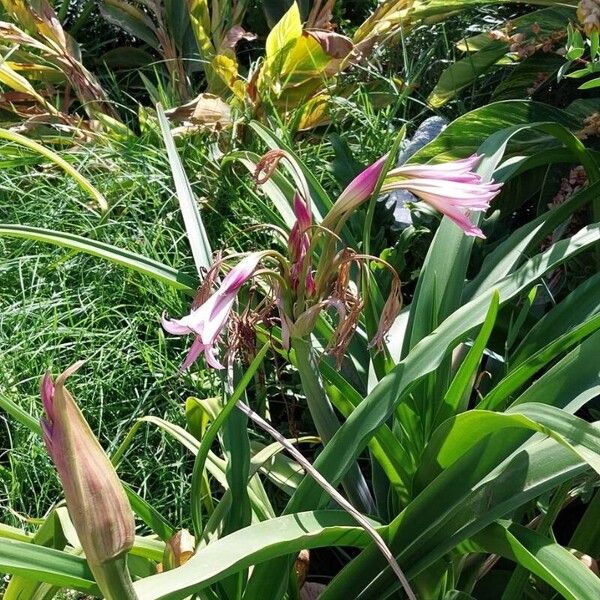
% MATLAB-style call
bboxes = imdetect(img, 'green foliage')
[1,1,600,599]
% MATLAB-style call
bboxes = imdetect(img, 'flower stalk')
[292,336,375,513]
[90,555,138,600]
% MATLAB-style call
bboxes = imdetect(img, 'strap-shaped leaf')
[288,224,600,514]
[0,224,195,293]
[0,538,98,594]
[133,511,376,600]
[157,103,212,276]
[471,521,600,600]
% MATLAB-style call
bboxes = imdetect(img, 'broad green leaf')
[0,224,196,293]
[492,54,565,100]
[288,223,600,513]
[412,0,578,21]
[322,428,592,599]
[435,292,499,425]
[570,488,600,556]
[264,1,302,66]
[133,511,375,600]
[100,0,159,49]
[415,403,600,488]
[465,182,600,300]
[429,41,507,108]
[0,538,98,594]
[429,7,574,107]
[248,226,600,593]
[471,521,600,600]
[157,103,212,276]
[409,101,579,163]
[479,317,600,411]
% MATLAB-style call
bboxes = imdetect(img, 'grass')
[0,134,217,530]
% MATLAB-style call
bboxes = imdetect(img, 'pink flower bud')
[323,155,388,228]
[41,363,135,566]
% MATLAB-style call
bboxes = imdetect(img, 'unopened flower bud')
[41,363,135,566]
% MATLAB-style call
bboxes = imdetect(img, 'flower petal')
[204,346,225,370]
[422,195,486,238]
[392,154,482,181]
[201,292,236,345]
[398,180,500,208]
[220,252,263,293]
[161,313,193,336]
[180,337,206,371]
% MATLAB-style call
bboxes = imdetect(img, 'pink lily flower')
[383,155,502,238]
[323,154,388,228]
[288,192,315,294]
[162,252,263,370]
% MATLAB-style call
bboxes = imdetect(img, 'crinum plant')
[1,99,600,599]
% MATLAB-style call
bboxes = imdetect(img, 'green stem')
[90,555,138,600]
[292,337,375,514]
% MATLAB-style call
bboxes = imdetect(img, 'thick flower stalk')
[382,154,502,238]
[41,363,137,600]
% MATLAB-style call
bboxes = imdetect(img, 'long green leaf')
[322,427,594,599]
[0,129,108,212]
[479,315,600,410]
[465,181,600,300]
[133,511,375,600]
[435,291,499,425]
[248,224,600,593]
[0,538,98,594]
[415,403,600,488]
[191,343,270,536]
[510,271,600,365]
[157,103,212,276]
[288,224,600,513]
[510,329,600,413]
[0,224,195,293]
[248,121,333,219]
[410,100,579,163]
[471,521,600,600]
